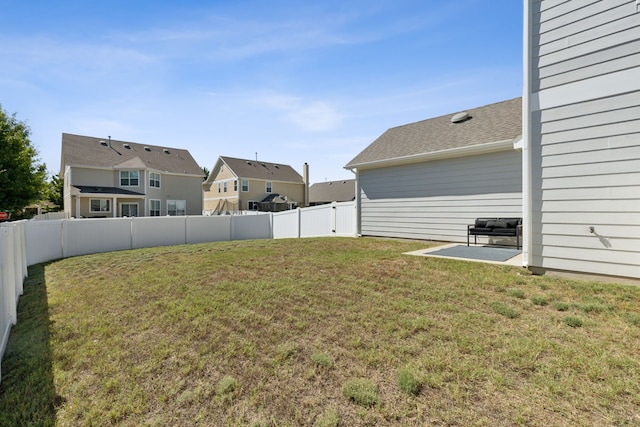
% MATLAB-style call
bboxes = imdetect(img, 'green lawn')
[1,238,639,426]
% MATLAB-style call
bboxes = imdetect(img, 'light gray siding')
[527,0,640,278]
[358,150,522,243]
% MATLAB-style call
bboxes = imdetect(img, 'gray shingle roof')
[72,185,144,195]
[345,97,522,169]
[220,156,304,183]
[309,179,356,204]
[61,133,204,176]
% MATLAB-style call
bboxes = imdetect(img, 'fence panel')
[231,213,272,240]
[272,209,300,239]
[300,204,333,237]
[25,220,64,265]
[64,218,134,258]
[0,227,17,379]
[335,202,357,236]
[186,216,232,244]
[132,216,187,249]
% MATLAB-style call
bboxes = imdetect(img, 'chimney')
[303,162,309,207]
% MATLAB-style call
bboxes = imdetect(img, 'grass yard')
[1,237,640,426]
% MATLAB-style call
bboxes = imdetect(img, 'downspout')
[521,0,533,268]
[348,167,361,237]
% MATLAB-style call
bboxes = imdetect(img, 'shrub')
[397,368,421,396]
[342,379,379,407]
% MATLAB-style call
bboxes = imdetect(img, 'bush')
[342,379,379,407]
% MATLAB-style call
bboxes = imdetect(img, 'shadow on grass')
[0,263,61,426]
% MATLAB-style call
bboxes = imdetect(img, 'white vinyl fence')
[0,221,28,382]
[0,201,355,381]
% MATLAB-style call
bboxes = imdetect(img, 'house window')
[266,181,272,193]
[223,181,228,193]
[120,170,139,186]
[121,203,138,217]
[167,200,186,216]
[149,172,160,188]
[90,199,110,212]
[241,180,249,192]
[248,201,259,210]
[150,199,161,216]
[234,180,238,192]
[218,182,221,193]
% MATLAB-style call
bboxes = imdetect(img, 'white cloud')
[260,93,343,132]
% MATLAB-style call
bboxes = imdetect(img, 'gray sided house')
[345,98,523,243]
[524,1,640,279]
[61,133,204,218]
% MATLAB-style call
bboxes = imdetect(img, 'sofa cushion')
[474,218,491,228]
[502,218,521,228]
[486,219,508,229]
[469,227,493,234]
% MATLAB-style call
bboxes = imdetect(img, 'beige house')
[61,133,204,218]
[203,156,307,214]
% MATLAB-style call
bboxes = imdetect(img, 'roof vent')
[99,140,108,146]
[246,161,252,165]
[123,144,131,149]
[163,149,170,154]
[144,146,151,152]
[451,111,470,123]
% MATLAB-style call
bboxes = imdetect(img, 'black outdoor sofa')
[467,218,522,250]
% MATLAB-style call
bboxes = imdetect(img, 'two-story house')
[61,133,204,218]
[203,156,307,214]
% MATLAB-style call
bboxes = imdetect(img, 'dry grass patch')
[1,237,640,426]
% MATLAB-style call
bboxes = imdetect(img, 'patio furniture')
[467,218,522,250]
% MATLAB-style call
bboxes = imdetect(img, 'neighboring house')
[524,1,640,279]
[61,133,204,218]
[203,156,307,214]
[345,97,522,243]
[309,179,356,206]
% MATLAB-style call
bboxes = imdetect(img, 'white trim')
[89,198,111,213]
[346,139,516,170]
[120,202,139,217]
[149,199,161,216]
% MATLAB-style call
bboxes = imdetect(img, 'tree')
[45,173,64,210]
[202,166,210,181]
[0,104,47,214]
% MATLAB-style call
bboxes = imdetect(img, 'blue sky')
[0,0,523,184]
